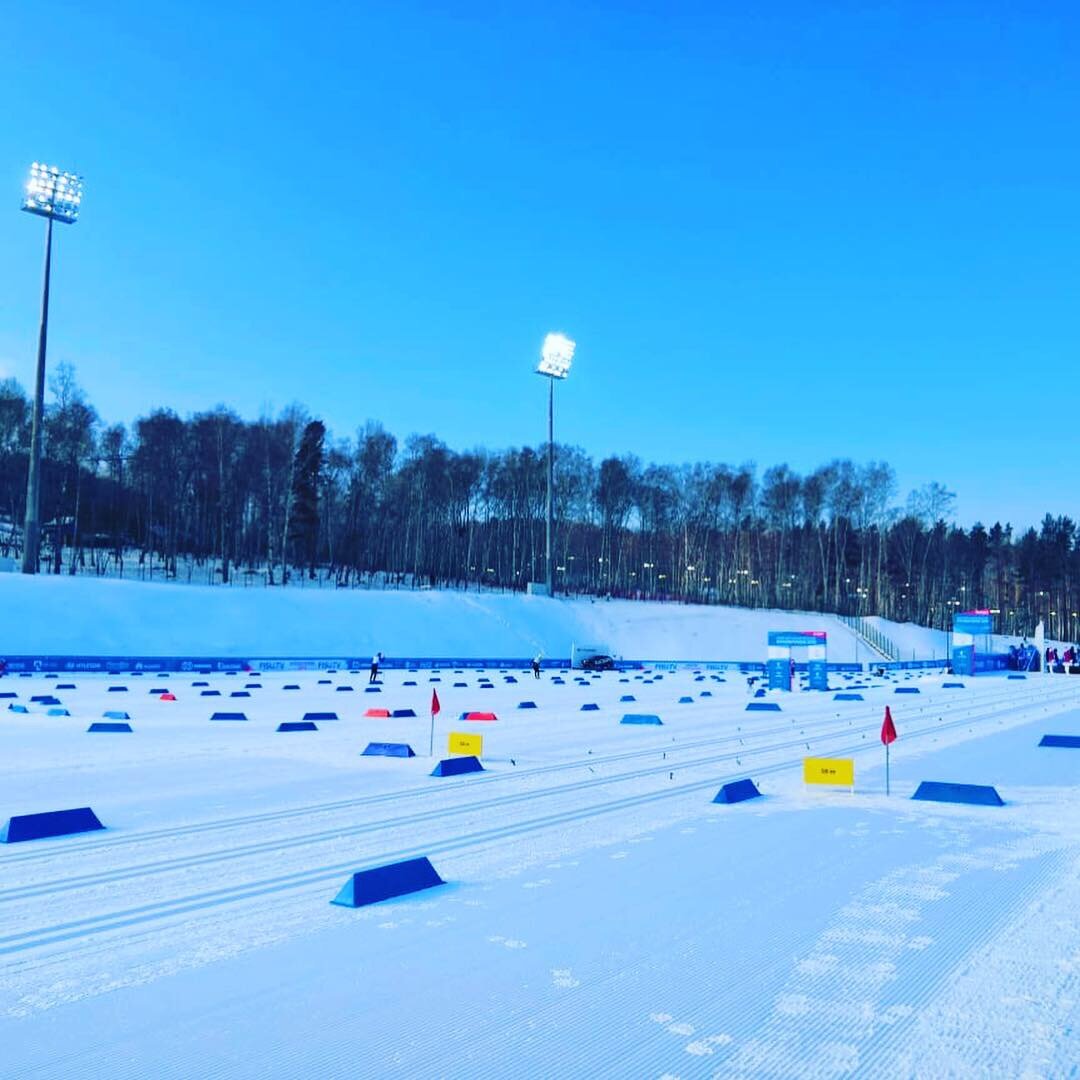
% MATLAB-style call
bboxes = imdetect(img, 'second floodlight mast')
[19,162,84,574]
[536,332,575,597]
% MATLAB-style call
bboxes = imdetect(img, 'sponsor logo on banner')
[767,631,828,648]
[953,611,993,635]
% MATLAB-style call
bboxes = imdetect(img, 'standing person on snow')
[369,652,383,684]
[531,653,543,680]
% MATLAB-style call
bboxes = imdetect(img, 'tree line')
[1,367,1077,642]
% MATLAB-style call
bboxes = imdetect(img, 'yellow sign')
[448,732,483,757]
[803,756,855,788]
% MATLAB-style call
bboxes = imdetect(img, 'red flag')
[431,689,441,717]
[881,706,897,745]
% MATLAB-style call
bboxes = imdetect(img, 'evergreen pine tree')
[288,419,325,578]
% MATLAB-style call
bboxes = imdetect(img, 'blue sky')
[1,2,1078,528]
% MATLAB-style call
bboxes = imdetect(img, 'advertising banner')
[953,612,993,636]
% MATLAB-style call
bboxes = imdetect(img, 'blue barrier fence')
[0,655,888,674]
[975,654,1011,672]
[1,655,259,674]
[0,654,1008,675]
[883,659,949,671]
[0,655,569,674]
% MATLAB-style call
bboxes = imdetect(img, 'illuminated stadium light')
[22,162,84,224]
[537,332,575,379]
[535,331,576,596]
[18,161,85,574]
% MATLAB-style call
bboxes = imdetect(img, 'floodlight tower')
[19,162,84,574]
[536,332,575,596]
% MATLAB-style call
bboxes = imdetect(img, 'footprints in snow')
[648,1012,733,1060]
[684,1034,732,1056]
[487,934,527,950]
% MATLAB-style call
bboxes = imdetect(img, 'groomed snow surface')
[3,659,1080,1078]
[0,573,901,661]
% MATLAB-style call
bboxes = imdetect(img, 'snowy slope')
[867,615,1065,662]
[0,574,882,662]
[866,616,950,661]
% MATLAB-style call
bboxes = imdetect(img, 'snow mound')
[2,574,884,661]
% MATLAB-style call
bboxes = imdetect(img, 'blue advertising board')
[766,658,792,690]
[767,631,828,648]
[953,612,993,635]
[0,655,570,674]
[0,653,1006,678]
[952,644,975,677]
[0,655,256,674]
[807,659,829,691]
[974,653,1010,672]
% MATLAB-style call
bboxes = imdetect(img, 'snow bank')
[867,615,1066,662]
[866,617,949,661]
[0,574,878,661]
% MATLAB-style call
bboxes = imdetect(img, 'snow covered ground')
[865,616,1056,664]
[2,660,1080,1078]
[0,573,894,662]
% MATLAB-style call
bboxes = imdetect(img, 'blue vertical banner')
[952,645,975,676]
[767,630,827,691]
[807,660,829,691]
[766,658,791,690]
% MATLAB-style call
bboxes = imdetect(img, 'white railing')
[837,614,899,661]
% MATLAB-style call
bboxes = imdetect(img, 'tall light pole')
[20,162,84,575]
[536,332,575,596]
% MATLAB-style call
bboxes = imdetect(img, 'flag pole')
[881,705,897,797]
[429,688,441,757]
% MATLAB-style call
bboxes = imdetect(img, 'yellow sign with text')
[448,732,483,757]
[803,756,855,788]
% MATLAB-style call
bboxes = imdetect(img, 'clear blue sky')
[1,2,1078,529]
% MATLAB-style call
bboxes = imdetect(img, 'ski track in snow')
[712,828,1071,1078]
[1,661,1080,1077]
[0,681,1062,985]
